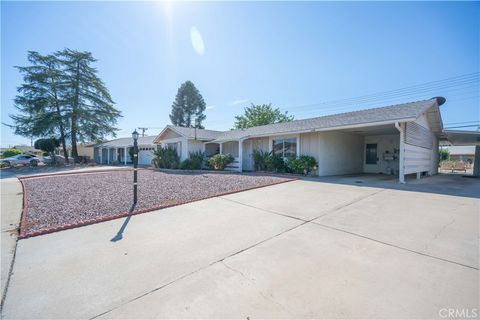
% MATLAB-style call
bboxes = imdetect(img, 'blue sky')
[1,1,479,146]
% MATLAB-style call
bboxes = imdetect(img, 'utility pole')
[138,127,148,137]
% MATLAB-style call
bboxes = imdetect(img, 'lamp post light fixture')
[132,129,139,205]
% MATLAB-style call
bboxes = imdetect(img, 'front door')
[364,143,380,173]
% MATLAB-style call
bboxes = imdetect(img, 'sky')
[1,1,479,147]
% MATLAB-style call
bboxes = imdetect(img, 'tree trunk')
[70,61,81,163]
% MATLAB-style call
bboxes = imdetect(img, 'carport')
[440,130,480,177]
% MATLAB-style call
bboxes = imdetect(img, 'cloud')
[190,26,205,55]
[206,105,215,110]
[230,99,249,106]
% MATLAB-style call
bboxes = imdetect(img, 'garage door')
[138,148,155,166]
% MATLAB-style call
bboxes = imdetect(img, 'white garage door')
[138,148,155,166]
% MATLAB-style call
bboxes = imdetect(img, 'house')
[93,136,156,165]
[56,143,96,160]
[12,145,43,156]
[155,97,449,183]
[442,145,475,164]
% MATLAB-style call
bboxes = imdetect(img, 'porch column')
[395,122,405,184]
[107,148,110,165]
[473,145,480,177]
[238,139,243,172]
[99,148,103,164]
[219,143,223,154]
[124,147,127,165]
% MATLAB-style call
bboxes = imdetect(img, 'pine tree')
[169,81,206,129]
[10,51,71,163]
[56,49,121,162]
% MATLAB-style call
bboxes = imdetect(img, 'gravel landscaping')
[19,169,293,237]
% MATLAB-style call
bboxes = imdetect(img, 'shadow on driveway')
[304,173,480,199]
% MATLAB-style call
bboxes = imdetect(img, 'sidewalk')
[0,178,23,307]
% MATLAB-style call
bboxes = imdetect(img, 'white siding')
[160,137,187,161]
[223,141,239,157]
[242,137,269,171]
[403,112,438,176]
[300,131,364,176]
[187,140,204,155]
[363,134,400,174]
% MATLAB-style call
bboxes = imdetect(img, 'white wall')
[300,131,364,176]
[403,112,437,176]
[242,137,269,171]
[363,134,400,174]
[187,140,205,155]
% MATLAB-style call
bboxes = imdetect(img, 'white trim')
[395,122,405,184]
[210,118,417,143]
[153,126,188,144]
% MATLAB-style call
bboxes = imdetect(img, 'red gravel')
[19,170,293,237]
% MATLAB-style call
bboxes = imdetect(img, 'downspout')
[395,122,406,184]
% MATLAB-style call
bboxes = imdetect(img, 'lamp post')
[132,129,139,205]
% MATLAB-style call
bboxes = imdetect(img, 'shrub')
[265,153,287,173]
[252,149,270,171]
[287,155,318,175]
[180,151,205,170]
[208,154,233,170]
[1,148,22,158]
[152,147,180,169]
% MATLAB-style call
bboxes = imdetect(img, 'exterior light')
[132,129,139,205]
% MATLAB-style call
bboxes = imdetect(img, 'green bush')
[152,147,180,169]
[180,151,205,170]
[208,154,233,170]
[265,153,287,173]
[1,148,22,158]
[287,155,318,174]
[252,149,270,171]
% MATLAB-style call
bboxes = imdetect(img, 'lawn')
[19,169,292,237]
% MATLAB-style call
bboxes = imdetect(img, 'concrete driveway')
[1,174,478,319]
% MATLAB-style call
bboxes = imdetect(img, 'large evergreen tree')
[233,103,294,129]
[169,81,206,128]
[10,49,121,163]
[56,49,121,161]
[10,51,71,162]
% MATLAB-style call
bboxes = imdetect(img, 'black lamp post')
[132,129,139,204]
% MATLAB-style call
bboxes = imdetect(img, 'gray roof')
[212,98,440,141]
[94,135,156,148]
[155,125,223,142]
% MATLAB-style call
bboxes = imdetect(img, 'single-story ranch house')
[93,97,479,182]
[154,97,447,183]
[93,136,156,166]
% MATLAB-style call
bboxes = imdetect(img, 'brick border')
[18,172,296,239]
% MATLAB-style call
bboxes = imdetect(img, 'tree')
[9,51,71,163]
[233,103,294,129]
[439,148,450,162]
[56,49,121,162]
[1,148,22,159]
[169,81,206,128]
[34,138,60,157]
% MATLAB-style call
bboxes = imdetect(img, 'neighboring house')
[12,145,43,156]
[93,136,156,165]
[57,143,96,159]
[443,145,475,164]
[155,97,448,183]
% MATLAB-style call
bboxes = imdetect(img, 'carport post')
[474,145,480,177]
[395,122,406,184]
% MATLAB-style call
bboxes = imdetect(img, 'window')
[272,138,297,158]
[165,142,181,158]
[365,144,378,164]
